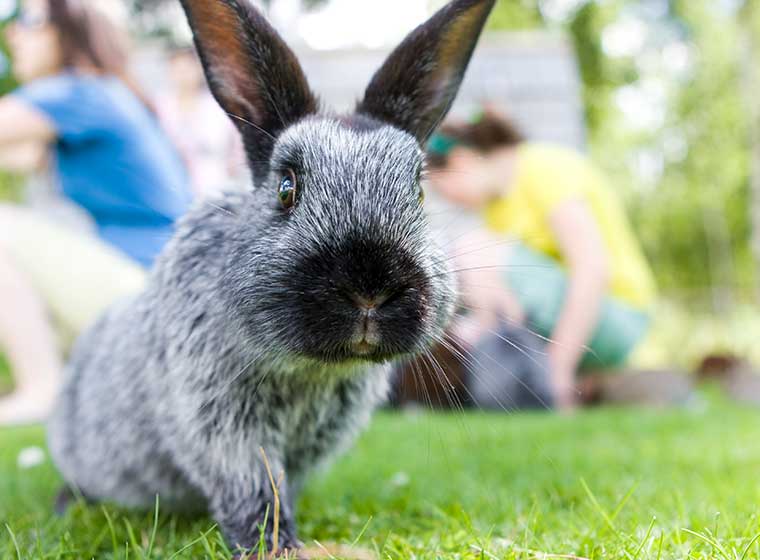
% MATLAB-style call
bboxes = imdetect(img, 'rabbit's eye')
[278,169,297,209]
[416,168,425,204]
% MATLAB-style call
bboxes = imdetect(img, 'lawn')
[2,395,760,559]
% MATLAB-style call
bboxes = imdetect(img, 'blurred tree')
[485,0,544,30]
[564,2,640,143]
[740,0,760,297]
[639,0,750,305]
[488,0,756,305]
[567,2,606,132]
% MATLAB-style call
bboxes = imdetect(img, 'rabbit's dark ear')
[357,0,495,144]
[179,0,317,172]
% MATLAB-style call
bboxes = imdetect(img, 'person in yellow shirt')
[427,110,657,410]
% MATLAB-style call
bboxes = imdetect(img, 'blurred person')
[0,0,191,425]
[155,47,246,198]
[427,109,657,411]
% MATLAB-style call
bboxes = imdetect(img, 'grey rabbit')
[48,0,495,555]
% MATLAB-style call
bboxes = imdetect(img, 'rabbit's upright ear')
[179,0,317,172]
[357,0,495,144]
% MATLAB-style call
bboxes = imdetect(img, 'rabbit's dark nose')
[349,292,393,311]
[347,291,404,356]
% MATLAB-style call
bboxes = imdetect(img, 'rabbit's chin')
[297,347,414,367]
[274,336,440,371]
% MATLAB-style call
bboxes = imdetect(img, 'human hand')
[548,357,579,413]
[553,379,578,413]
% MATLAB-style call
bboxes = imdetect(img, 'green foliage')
[631,1,751,299]
[490,0,760,302]
[568,3,606,131]
[485,0,544,30]
[566,2,639,138]
[0,37,14,94]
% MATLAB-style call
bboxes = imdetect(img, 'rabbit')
[48,0,495,555]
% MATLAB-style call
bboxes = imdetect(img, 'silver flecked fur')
[49,0,495,553]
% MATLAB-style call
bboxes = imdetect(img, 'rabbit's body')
[49,0,495,553]
[50,195,391,515]
[54,324,388,511]
[50,122,448,549]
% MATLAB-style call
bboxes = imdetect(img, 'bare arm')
[0,141,48,173]
[0,97,56,146]
[0,97,55,173]
[548,199,610,409]
[451,229,526,346]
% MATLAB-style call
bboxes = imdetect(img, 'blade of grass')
[682,528,730,559]
[631,517,657,560]
[351,516,374,548]
[145,495,160,559]
[656,532,664,560]
[740,532,760,560]
[84,523,111,558]
[610,481,639,523]
[579,478,616,533]
[5,524,22,560]
[123,518,141,555]
[257,503,271,559]
[312,540,339,559]
[260,446,281,556]
[167,525,219,560]
[102,506,119,556]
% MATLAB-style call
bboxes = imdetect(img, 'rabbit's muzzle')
[282,238,435,363]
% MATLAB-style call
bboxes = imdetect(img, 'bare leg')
[0,217,61,426]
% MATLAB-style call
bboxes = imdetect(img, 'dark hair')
[428,108,525,168]
[46,0,151,109]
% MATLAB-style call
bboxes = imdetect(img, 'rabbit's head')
[180,0,494,364]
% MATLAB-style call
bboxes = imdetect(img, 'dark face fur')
[180,0,496,366]
[229,117,453,363]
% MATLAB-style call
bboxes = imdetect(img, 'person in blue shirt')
[0,0,191,425]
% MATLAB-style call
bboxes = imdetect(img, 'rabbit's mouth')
[272,237,440,364]
[346,338,394,363]
[290,345,402,366]
[297,316,425,364]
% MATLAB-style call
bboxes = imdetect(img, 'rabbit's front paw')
[231,527,303,560]
[234,543,305,560]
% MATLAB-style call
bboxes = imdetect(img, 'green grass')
[2,396,760,559]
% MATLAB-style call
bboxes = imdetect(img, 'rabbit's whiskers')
[226,112,277,141]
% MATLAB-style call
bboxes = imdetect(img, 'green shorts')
[506,245,650,370]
